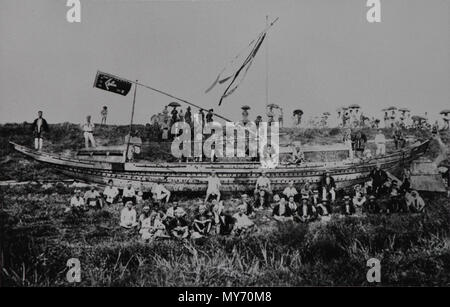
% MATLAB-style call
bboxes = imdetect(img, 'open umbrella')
[387,106,397,111]
[241,105,251,110]
[168,102,181,107]
[293,109,303,115]
[411,115,425,122]
[267,103,279,109]
[439,109,450,115]
[348,104,360,109]
[398,108,410,112]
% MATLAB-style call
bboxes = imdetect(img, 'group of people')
[65,162,428,243]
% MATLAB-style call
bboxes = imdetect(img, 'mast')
[125,80,138,161]
[265,15,269,108]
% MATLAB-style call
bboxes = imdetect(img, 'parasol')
[267,103,279,109]
[387,106,397,111]
[241,105,251,110]
[398,108,410,112]
[293,109,303,115]
[439,109,450,115]
[348,104,360,109]
[168,102,181,107]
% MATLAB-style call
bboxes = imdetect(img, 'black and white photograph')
[0,0,449,293]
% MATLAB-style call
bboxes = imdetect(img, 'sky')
[0,0,448,125]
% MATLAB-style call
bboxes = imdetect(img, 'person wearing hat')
[205,171,221,202]
[316,198,330,216]
[120,201,138,229]
[341,195,355,215]
[67,189,86,214]
[191,204,213,239]
[273,197,293,222]
[184,106,192,125]
[233,203,255,235]
[366,195,380,214]
[320,171,336,202]
[168,207,189,239]
[206,109,214,123]
[254,170,272,198]
[283,181,299,200]
[103,179,119,205]
[122,182,136,205]
[254,189,270,210]
[84,185,103,210]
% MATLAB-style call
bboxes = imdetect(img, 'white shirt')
[206,176,221,193]
[121,208,137,226]
[283,187,298,198]
[256,176,271,190]
[37,118,43,132]
[82,122,95,133]
[375,133,386,144]
[152,184,169,199]
[103,186,119,203]
[70,196,84,207]
[123,187,136,198]
[233,213,254,229]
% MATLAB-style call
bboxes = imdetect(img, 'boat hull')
[10,140,430,192]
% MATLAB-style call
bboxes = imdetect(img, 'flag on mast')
[205,18,278,106]
[93,71,132,96]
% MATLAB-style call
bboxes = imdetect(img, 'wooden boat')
[10,139,430,192]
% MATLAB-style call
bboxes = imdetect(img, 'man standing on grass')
[31,111,49,151]
[81,115,96,148]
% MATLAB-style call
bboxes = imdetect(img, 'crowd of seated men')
[66,165,427,242]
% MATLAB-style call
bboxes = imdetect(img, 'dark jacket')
[370,169,388,187]
[31,118,49,134]
[320,175,336,191]
[272,204,293,217]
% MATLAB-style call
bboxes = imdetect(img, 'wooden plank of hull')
[10,140,429,192]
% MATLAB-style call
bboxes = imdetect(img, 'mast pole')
[125,80,138,162]
[265,15,269,108]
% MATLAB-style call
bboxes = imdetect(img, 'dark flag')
[218,32,266,106]
[93,71,132,96]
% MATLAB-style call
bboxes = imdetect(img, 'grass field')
[0,123,449,286]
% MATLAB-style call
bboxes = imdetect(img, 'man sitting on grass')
[103,179,119,205]
[120,201,138,229]
[273,197,293,222]
[122,182,136,205]
[233,204,255,235]
[168,207,190,239]
[191,204,213,239]
[254,189,270,210]
[341,195,355,215]
[406,190,426,213]
[297,195,317,222]
[66,189,86,214]
[216,207,236,235]
[84,185,103,210]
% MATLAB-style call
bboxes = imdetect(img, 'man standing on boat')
[81,115,96,148]
[31,110,49,151]
[320,171,336,202]
[374,129,386,156]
